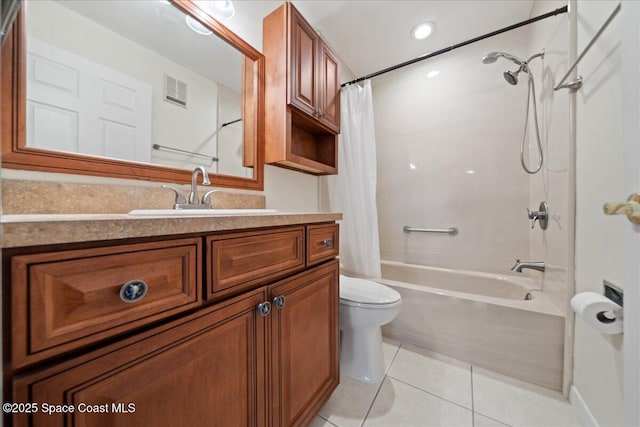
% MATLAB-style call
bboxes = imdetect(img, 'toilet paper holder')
[603,280,623,307]
[601,280,624,322]
[596,280,624,323]
[571,281,624,334]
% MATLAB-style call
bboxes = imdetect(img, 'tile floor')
[311,338,581,427]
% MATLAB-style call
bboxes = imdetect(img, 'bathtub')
[379,260,565,391]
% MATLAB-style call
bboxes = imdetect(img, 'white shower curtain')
[329,80,381,278]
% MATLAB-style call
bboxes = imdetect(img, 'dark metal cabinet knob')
[257,301,271,316]
[120,280,148,303]
[273,295,286,309]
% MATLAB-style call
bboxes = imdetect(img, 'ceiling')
[290,0,537,79]
[51,0,539,88]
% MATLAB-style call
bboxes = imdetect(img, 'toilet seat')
[340,275,401,308]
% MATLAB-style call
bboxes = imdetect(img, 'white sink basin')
[128,209,279,216]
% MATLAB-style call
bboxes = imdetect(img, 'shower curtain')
[329,80,381,278]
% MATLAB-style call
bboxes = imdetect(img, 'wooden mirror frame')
[1,0,264,190]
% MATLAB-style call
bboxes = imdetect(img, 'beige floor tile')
[387,343,472,409]
[309,415,339,427]
[382,336,401,373]
[474,414,510,427]
[364,377,472,427]
[473,367,581,427]
[319,374,383,427]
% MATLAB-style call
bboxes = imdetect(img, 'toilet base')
[340,325,385,383]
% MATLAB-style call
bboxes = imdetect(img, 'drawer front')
[11,238,201,368]
[207,227,305,298]
[306,223,339,266]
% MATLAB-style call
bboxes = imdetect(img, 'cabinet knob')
[273,295,286,309]
[322,239,333,248]
[120,280,148,303]
[257,301,271,316]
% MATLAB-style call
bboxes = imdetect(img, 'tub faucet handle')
[527,201,549,230]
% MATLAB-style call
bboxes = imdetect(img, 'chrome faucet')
[161,166,218,209]
[188,166,211,204]
[510,259,545,273]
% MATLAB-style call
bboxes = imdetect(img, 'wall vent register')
[164,74,187,107]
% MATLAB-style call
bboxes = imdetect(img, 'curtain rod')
[341,5,569,87]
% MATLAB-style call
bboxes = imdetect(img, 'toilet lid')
[340,275,401,305]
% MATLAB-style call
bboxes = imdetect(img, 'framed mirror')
[1,0,264,190]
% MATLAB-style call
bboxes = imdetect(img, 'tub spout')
[510,259,545,273]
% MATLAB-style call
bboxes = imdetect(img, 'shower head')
[481,51,523,66]
[503,70,519,85]
[502,63,528,85]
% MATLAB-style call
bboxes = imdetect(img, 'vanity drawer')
[206,226,305,299]
[306,223,339,266]
[11,238,201,368]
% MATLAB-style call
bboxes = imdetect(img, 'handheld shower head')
[481,53,500,64]
[481,51,523,66]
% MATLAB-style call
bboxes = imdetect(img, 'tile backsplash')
[2,179,265,214]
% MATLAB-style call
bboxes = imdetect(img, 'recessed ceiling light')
[409,163,417,170]
[411,22,435,40]
[185,15,213,35]
[427,70,439,78]
[197,0,235,19]
[465,170,476,175]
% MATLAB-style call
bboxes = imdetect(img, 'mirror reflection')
[24,0,253,178]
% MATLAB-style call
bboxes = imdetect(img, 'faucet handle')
[161,185,187,205]
[527,209,538,229]
[201,190,220,206]
[527,202,549,230]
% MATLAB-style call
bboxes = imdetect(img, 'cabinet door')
[318,43,341,133]
[289,7,318,118]
[270,260,339,427]
[13,289,269,427]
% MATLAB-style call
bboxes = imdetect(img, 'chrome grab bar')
[402,226,459,236]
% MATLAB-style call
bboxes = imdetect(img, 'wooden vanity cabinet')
[270,260,339,427]
[206,226,305,301]
[6,223,339,427]
[264,2,340,175]
[10,238,201,369]
[12,287,269,427]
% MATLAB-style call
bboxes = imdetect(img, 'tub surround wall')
[525,0,572,316]
[373,25,532,275]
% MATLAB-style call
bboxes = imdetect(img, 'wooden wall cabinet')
[264,2,341,175]
[5,223,339,427]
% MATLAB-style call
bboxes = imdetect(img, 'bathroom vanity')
[2,213,341,426]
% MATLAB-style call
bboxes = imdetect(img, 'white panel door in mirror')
[26,38,152,163]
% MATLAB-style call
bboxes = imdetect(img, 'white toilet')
[339,274,402,383]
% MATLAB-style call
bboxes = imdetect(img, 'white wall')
[372,25,533,274]
[572,1,624,426]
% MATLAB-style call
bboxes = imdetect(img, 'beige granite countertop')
[1,212,342,248]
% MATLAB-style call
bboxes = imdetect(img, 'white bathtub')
[379,260,565,391]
